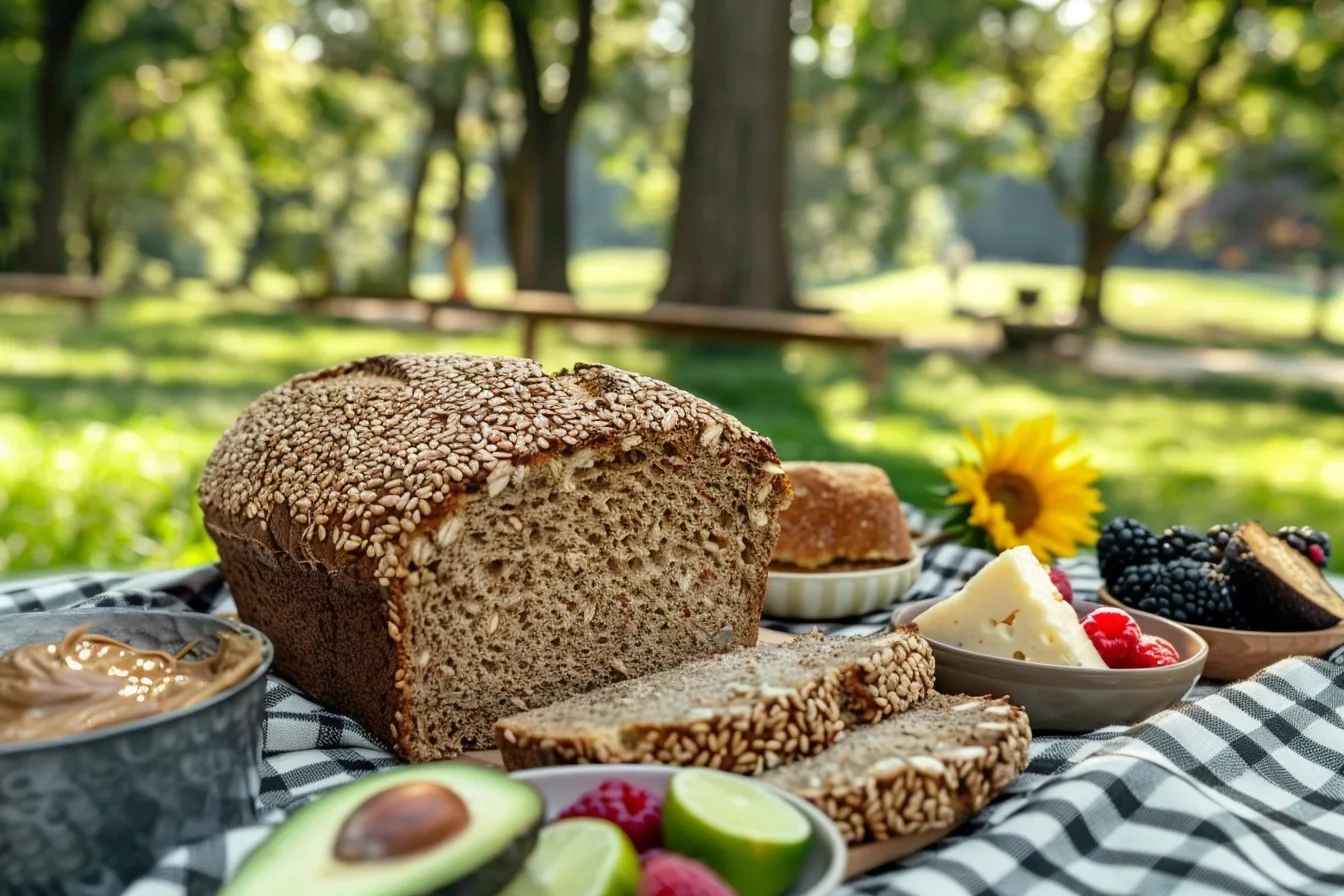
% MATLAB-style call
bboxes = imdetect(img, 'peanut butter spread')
[0,625,262,745]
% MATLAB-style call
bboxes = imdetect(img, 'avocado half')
[1225,522,1344,631]
[222,763,544,896]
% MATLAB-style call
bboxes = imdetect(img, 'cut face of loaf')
[199,354,792,761]
[761,693,1032,843]
[494,628,935,774]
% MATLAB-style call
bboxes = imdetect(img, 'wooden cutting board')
[454,626,962,880]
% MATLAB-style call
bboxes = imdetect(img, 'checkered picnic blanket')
[7,511,1344,896]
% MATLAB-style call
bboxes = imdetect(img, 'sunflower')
[943,415,1104,562]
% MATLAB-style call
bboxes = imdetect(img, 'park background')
[1,0,1342,575]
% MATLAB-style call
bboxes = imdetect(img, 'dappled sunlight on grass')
[1,257,1341,574]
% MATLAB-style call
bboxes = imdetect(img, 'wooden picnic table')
[308,290,901,414]
[0,273,103,322]
[476,291,901,416]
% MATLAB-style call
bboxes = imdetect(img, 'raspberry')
[557,780,662,852]
[1130,634,1180,668]
[1081,607,1141,668]
[1047,566,1073,602]
[639,854,735,896]
[1309,544,1328,566]
[640,848,670,868]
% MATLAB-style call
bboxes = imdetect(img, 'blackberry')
[1097,517,1160,588]
[1276,526,1331,569]
[1159,525,1210,562]
[1206,523,1239,555]
[1114,558,1246,629]
[1188,542,1221,564]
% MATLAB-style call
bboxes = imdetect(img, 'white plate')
[509,764,846,896]
[765,551,924,620]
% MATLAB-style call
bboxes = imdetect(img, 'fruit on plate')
[499,818,641,896]
[662,768,811,896]
[557,780,662,852]
[1080,607,1179,669]
[1101,516,1342,632]
[1277,525,1331,569]
[221,764,544,896]
[1111,558,1248,629]
[1223,522,1344,631]
[1096,517,1160,584]
[914,546,1107,668]
[639,853,736,896]
[1047,566,1074,602]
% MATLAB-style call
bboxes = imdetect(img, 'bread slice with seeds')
[494,628,935,774]
[760,693,1031,843]
[199,354,793,761]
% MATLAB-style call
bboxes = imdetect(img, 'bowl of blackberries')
[1096,518,1343,681]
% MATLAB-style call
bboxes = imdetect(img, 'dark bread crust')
[772,462,912,570]
[212,531,405,751]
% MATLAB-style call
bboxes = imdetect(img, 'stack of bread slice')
[494,626,1030,844]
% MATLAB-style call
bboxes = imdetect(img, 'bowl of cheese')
[890,546,1206,732]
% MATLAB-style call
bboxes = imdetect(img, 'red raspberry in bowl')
[1131,634,1180,668]
[639,853,735,896]
[1047,566,1074,602]
[1082,607,1142,668]
[557,780,662,852]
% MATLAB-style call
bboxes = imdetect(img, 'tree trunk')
[396,101,457,297]
[659,0,795,309]
[1313,248,1334,342]
[1077,223,1121,325]
[31,0,93,274]
[447,138,472,304]
[235,191,284,291]
[500,0,592,296]
[84,188,104,277]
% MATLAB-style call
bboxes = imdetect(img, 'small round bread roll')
[771,462,913,572]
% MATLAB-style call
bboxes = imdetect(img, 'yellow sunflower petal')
[940,413,1103,562]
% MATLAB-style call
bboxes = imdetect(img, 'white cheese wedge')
[914,545,1107,668]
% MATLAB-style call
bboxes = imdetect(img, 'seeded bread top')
[761,692,1031,792]
[199,353,787,583]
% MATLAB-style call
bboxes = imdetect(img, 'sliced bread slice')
[760,692,1031,843]
[494,628,935,774]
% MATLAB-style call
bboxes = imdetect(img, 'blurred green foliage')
[1,250,1341,576]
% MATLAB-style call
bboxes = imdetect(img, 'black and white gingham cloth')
[6,512,1344,896]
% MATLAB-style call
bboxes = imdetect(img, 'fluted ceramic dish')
[766,550,924,620]
[0,609,273,896]
[891,598,1206,732]
[1098,586,1344,681]
[511,764,846,895]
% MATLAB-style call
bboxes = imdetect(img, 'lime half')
[662,769,813,896]
[499,818,640,896]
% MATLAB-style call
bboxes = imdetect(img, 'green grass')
[2,250,1342,576]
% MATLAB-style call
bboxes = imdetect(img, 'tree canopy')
[1,0,1341,317]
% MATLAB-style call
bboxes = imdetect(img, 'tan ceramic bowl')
[891,598,1207,732]
[1097,587,1344,682]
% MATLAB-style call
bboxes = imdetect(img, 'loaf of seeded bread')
[198,354,793,761]
[494,628,935,773]
[771,462,913,571]
[761,693,1031,843]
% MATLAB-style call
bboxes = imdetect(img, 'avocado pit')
[334,782,470,862]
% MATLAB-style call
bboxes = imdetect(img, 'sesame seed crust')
[199,353,787,583]
[761,693,1032,844]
